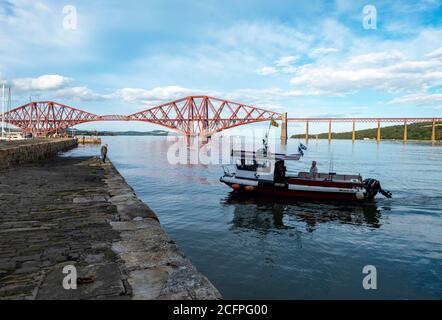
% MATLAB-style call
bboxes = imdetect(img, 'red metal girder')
[288,118,442,123]
[4,96,436,137]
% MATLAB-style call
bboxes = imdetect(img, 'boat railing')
[222,165,236,177]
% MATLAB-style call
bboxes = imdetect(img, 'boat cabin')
[227,150,363,185]
[221,147,390,201]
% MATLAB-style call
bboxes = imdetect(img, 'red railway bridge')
[0,96,280,137]
[288,117,442,143]
[0,95,440,142]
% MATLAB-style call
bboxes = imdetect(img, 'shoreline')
[102,158,221,300]
[290,138,441,143]
[0,152,221,300]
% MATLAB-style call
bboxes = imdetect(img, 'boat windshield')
[235,158,272,173]
[236,158,256,171]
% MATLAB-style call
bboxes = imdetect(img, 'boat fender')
[232,184,241,190]
[245,186,255,192]
[356,192,365,200]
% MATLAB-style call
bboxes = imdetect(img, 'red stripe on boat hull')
[227,185,363,201]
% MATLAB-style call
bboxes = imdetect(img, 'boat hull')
[220,177,367,202]
[242,186,363,201]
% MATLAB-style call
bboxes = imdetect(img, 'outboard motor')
[363,179,392,200]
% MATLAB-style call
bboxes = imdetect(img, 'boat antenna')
[327,154,335,181]
[263,119,280,156]
[329,153,334,173]
[263,120,273,156]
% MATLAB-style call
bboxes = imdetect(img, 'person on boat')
[274,160,286,183]
[310,161,318,179]
[101,144,108,163]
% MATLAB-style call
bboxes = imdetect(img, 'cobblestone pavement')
[0,156,221,300]
[0,156,130,299]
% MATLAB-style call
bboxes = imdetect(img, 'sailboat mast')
[8,87,11,135]
[1,83,5,139]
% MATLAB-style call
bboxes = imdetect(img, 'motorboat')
[220,146,392,202]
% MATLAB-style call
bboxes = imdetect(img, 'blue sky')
[0,0,441,133]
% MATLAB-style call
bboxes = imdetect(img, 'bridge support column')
[352,121,356,143]
[328,121,332,144]
[404,120,408,143]
[431,119,436,143]
[305,121,309,144]
[280,113,288,144]
[377,121,381,143]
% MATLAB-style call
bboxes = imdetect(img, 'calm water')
[64,137,442,299]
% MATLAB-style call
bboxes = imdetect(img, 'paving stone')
[0,155,220,300]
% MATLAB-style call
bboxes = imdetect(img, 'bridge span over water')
[0,96,440,143]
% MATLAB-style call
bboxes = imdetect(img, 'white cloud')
[389,93,442,106]
[348,51,407,65]
[275,56,299,67]
[0,1,89,67]
[11,75,72,92]
[426,47,442,60]
[128,21,315,81]
[219,22,313,56]
[310,47,339,57]
[255,67,277,76]
[318,19,352,50]
[53,86,113,102]
[351,106,369,110]
[256,55,301,76]
[114,85,324,112]
[116,86,213,105]
[5,74,111,102]
[226,87,326,110]
[289,49,442,95]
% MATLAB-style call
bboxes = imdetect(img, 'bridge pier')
[404,120,408,143]
[377,121,381,143]
[431,119,436,143]
[328,121,332,144]
[352,121,356,143]
[281,113,288,144]
[305,121,309,144]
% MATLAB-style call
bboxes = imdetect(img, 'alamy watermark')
[62,265,77,290]
[62,5,78,30]
[362,5,377,30]
[166,128,277,168]
[362,265,378,290]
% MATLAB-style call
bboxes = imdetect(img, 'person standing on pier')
[101,144,108,163]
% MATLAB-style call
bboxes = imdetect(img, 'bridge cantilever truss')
[3,101,99,136]
[129,96,281,135]
[0,96,282,136]
[2,96,440,139]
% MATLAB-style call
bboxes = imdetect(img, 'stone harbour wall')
[0,156,221,300]
[103,161,221,299]
[0,138,78,169]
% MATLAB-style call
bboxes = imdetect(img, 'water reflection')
[64,137,442,299]
[223,192,384,232]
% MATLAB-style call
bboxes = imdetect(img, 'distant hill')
[291,122,441,141]
[68,129,171,136]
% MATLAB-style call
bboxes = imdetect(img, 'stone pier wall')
[0,139,78,169]
[0,156,221,300]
